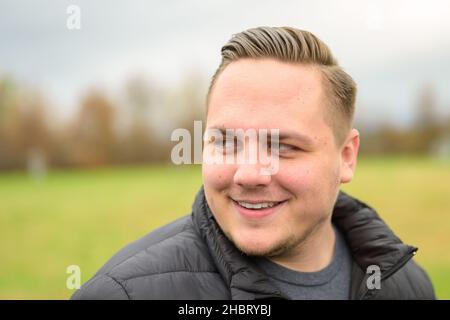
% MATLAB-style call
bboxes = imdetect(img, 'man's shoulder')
[72,215,222,299]
[94,215,205,276]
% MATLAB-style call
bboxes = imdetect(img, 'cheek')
[276,163,313,192]
[276,158,340,195]
[202,164,235,190]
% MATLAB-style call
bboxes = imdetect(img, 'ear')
[340,128,360,184]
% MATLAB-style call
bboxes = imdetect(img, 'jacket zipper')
[381,248,417,281]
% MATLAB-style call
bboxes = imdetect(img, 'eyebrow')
[208,127,316,146]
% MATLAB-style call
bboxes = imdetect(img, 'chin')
[228,231,285,257]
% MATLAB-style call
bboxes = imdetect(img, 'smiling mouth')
[230,198,287,219]
[234,200,283,209]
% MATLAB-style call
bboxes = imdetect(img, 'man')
[72,26,435,299]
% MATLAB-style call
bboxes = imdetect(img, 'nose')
[233,164,272,188]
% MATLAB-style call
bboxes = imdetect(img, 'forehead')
[207,58,328,133]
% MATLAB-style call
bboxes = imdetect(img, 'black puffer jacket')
[72,187,435,300]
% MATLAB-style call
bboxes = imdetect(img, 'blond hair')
[207,26,357,146]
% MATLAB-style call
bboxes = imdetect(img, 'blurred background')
[0,0,449,299]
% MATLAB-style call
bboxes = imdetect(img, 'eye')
[213,137,241,153]
[271,143,300,155]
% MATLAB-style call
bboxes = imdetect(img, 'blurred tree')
[166,71,207,164]
[0,78,24,169]
[0,79,51,170]
[68,90,117,166]
[360,84,445,156]
[118,75,162,163]
[413,85,442,154]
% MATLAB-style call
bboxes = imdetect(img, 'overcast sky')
[1,0,449,127]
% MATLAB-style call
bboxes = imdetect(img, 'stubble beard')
[225,214,329,259]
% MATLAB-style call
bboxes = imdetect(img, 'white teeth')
[237,201,279,209]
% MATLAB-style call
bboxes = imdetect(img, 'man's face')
[202,58,355,257]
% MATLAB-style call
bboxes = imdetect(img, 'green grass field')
[1,157,449,299]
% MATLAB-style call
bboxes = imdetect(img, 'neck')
[269,220,336,272]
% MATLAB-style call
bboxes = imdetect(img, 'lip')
[230,198,287,219]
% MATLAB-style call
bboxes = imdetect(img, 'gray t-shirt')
[252,225,352,300]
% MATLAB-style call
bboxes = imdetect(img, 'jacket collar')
[192,186,417,299]
[191,186,283,299]
[331,191,417,274]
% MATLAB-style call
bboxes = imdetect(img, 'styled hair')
[206,26,357,146]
